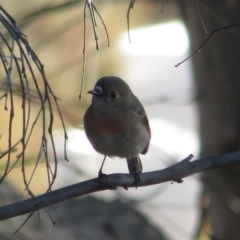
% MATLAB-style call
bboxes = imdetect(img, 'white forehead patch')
[95,85,103,93]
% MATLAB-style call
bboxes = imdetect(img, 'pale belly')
[88,126,149,158]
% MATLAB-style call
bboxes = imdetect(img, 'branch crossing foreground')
[1,151,240,221]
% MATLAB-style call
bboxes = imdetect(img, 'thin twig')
[13,212,35,234]
[87,1,99,50]
[43,207,56,226]
[175,23,240,67]
[1,36,15,184]
[0,5,71,229]
[92,4,110,47]
[79,2,87,101]
[79,0,110,100]
[126,0,135,43]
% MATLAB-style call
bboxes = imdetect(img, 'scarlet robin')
[84,76,151,187]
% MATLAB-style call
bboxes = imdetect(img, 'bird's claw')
[98,172,117,190]
[133,172,141,189]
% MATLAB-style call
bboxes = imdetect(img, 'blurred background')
[1,1,240,240]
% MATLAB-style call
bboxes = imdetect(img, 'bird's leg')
[97,156,117,190]
[126,157,141,188]
[133,159,141,188]
[98,155,106,177]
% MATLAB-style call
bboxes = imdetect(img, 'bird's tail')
[126,156,143,175]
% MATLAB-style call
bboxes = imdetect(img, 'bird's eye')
[110,91,118,98]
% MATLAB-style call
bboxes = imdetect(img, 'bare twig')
[91,4,109,48]
[127,0,135,43]
[13,212,34,234]
[79,2,88,101]
[175,23,240,67]
[79,0,109,100]
[0,6,68,194]
[1,151,240,221]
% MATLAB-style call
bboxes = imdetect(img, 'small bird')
[84,76,151,186]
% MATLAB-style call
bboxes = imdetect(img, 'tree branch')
[175,23,240,67]
[1,151,240,221]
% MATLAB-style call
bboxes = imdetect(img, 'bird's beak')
[87,90,100,96]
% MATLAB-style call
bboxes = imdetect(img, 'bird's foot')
[98,170,117,190]
[133,172,141,189]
